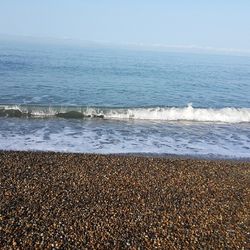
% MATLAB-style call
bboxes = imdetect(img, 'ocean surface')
[0,40,250,158]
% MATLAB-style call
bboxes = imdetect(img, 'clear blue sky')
[0,0,250,51]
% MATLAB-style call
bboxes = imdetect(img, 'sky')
[0,0,250,53]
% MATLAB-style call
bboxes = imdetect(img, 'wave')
[0,104,250,123]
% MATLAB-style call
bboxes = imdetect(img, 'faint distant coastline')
[1,33,250,57]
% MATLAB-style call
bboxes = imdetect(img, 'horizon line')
[1,33,250,56]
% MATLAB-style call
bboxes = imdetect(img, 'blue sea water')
[0,40,250,158]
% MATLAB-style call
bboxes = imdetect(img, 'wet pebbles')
[0,151,249,249]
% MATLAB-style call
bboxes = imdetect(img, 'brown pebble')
[0,151,249,249]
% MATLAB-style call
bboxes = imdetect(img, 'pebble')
[0,151,249,249]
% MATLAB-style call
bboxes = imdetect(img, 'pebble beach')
[0,151,249,249]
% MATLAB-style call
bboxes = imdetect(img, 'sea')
[0,40,250,159]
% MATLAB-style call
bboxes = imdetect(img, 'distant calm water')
[0,40,250,158]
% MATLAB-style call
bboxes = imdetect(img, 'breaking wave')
[0,104,250,123]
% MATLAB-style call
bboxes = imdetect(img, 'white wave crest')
[102,104,250,123]
[1,104,250,123]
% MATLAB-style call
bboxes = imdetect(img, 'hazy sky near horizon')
[0,0,250,51]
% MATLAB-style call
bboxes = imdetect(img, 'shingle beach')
[0,151,249,249]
